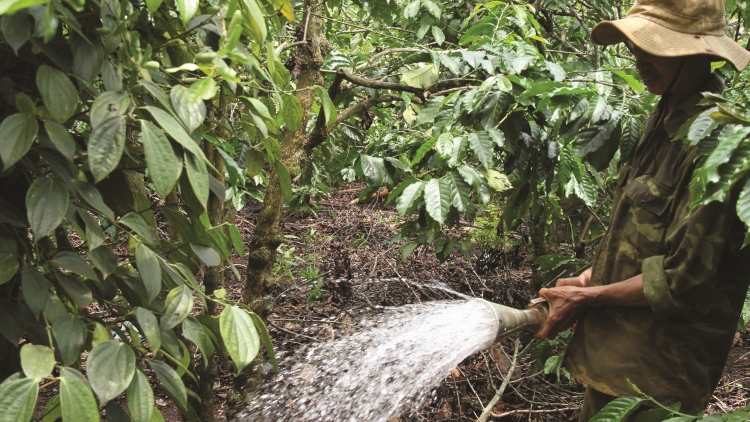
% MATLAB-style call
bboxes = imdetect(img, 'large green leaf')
[0,113,38,170]
[51,313,87,366]
[120,212,160,246]
[44,120,76,157]
[274,160,293,204]
[184,152,209,210]
[55,271,92,308]
[144,106,208,163]
[590,396,645,422]
[59,367,100,422]
[359,154,394,187]
[51,251,98,281]
[468,132,494,170]
[240,0,267,43]
[423,178,451,224]
[737,178,750,233]
[127,370,154,422]
[435,133,454,159]
[87,245,117,278]
[86,340,136,405]
[20,344,55,379]
[0,376,39,422]
[312,86,337,129]
[176,0,198,25]
[160,285,193,330]
[136,243,161,303]
[26,177,68,240]
[141,120,181,198]
[78,209,105,250]
[411,135,438,165]
[444,171,471,212]
[0,253,18,285]
[190,243,221,267]
[21,264,48,317]
[1,12,32,53]
[281,93,303,131]
[148,360,188,411]
[187,78,217,103]
[396,181,424,215]
[90,91,131,130]
[71,180,114,220]
[402,64,438,89]
[135,307,161,352]
[36,65,78,124]
[686,108,719,146]
[182,317,215,367]
[88,115,127,183]
[703,127,750,184]
[170,86,206,134]
[415,96,444,126]
[220,306,260,374]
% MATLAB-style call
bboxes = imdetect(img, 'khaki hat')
[591,0,750,71]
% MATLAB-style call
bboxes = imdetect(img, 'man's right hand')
[555,267,592,288]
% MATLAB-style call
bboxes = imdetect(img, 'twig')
[476,335,521,422]
[491,407,577,418]
[268,321,320,342]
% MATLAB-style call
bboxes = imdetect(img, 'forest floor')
[199,182,750,422]
[34,183,750,421]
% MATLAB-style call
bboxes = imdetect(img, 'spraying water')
[234,298,546,422]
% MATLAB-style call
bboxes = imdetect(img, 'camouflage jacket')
[564,75,750,413]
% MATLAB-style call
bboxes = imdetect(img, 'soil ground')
[33,183,750,421]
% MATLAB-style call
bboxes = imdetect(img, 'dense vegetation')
[0,0,750,420]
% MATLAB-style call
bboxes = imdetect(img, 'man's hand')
[555,267,592,288]
[534,285,591,340]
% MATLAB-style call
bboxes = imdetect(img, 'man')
[535,0,750,420]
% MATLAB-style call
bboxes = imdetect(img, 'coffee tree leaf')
[148,360,188,411]
[36,65,78,124]
[396,180,424,215]
[44,120,76,157]
[0,253,18,285]
[468,131,494,170]
[170,86,206,134]
[140,120,181,198]
[90,91,130,130]
[88,115,127,183]
[20,344,55,379]
[176,0,198,25]
[0,376,39,422]
[444,170,471,212]
[120,212,160,246]
[0,113,38,170]
[220,306,260,374]
[59,367,100,422]
[281,93,303,131]
[135,243,161,303]
[687,108,719,146]
[51,313,87,366]
[431,25,445,46]
[135,307,161,352]
[21,264,48,317]
[411,135,438,165]
[182,317,215,367]
[160,285,193,330]
[435,133,454,159]
[423,178,451,224]
[312,85,337,128]
[402,64,438,89]
[589,396,645,422]
[51,251,98,280]
[359,154,393,187]
[127,370,154,422]
[86,340,136,405]
[26,177,68,240]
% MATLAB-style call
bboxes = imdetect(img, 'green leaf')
[120,212,160,246]
[220,306,260,374]
[687,108,719,146]
[86,340,136,405]
[281,93,303,131]
[396,180,424,215]
[589,396,645,422]
[44,120,76,157]
[185,152,209,210]
[359,155,394,187]
[404,0,420,18]
[127,370,154,422]
[0,376,39,422]
[423,178,451,223]
[136,243,161,303]
[21,264,48,317]
[51,313,87,366]
[41,394,62,422]
[240,0,267,43]
[141,120,181,197]
[51,251,98,281]
[402,64,438,89]
[148,360,187,411]
[190,243,221,267]
[611,69,643,93]
[468,132,494,170]
[88,115,127,183]
[187,77,216,103]
[312,86,337,129]
[144,106,209,163]
[737,178,750,233]
[410,135,438,165]
[77,209,104,250]
[160,285,194,330]
[431,26,445,46]
[71,180,114,220]
[145,0,163,13]
[87,246,117,278]
[176,0,198,25]
[435,133,454,159]
[182,317,215,367]
[135,307,161,352]
[55,271,92,308]
[26,177,68,240]
[444,171,471,212]
[59,367,100,422]
[0,113,38,170]
[421,0,440,17]
[273,159,293,204]
[1,13,32,53]
[228,224,245,256]
[170,86,206,134]
[90,91,130,130]
[415,96,444,126]
[20,344,55,379]
[36,65,78,124]
[0,253,18,285]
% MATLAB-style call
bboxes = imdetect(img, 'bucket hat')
[591,0,750,71]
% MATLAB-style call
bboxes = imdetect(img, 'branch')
[275,40,307,55]
[476,336,521,422]
[334,68,429,101]
[354,48,426,71]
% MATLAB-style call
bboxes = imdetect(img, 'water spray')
[477,297,549,340]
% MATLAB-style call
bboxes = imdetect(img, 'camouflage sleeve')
[642,186,736,318]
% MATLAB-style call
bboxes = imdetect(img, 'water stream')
[235,299,501,422]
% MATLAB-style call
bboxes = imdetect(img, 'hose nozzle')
[477,298,548,340]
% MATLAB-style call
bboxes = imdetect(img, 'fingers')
[556,276,585,287]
